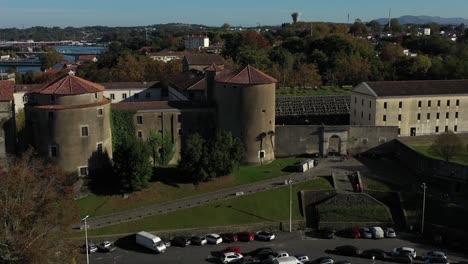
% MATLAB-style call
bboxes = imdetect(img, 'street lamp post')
[288,178,293,233]
[421,183,427,236]
[82,215,90,264]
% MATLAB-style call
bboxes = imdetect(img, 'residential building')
[0,80,15,159]
[182,54,224,72]
[184,35,209,50]
[351,80,468,137]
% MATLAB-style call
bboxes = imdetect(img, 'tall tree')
[429,131,463,162]
[40,48,63,69]
[0,151,78,264]
[147,129,175,166]
[292,63,322,88]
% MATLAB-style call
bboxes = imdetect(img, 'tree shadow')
[152,166,195,188]
[114,234,158,255]
[87,150,120,195]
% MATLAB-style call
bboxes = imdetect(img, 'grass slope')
[72,178,332,237]
[76,158,304,218]
[318,205,392,222]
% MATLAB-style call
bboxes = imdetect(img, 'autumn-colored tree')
[292,63,322,88]
[429,131,463,162]
[0,151,79,264]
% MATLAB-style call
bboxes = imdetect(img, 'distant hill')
[375,15,468,25]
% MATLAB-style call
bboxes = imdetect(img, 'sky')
[0,0,467,28]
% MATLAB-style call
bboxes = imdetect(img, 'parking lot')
[85,231,468,264]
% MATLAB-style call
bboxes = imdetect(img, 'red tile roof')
[204,63,224,72]
[0,80,14,101]
[78,55,97,61]
[215,65,277,85]
[112,100,210,111]
[31,74,104,95]
[168,72,206,92]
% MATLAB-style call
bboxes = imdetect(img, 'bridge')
[17,51,102,60]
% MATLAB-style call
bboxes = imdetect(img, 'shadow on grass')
[152,166,193,188]
[220,205,277,222]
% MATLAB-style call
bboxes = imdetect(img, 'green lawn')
[361,177,395,191]
[76,157,304,218]
[318,205,392,222]
[71,178,332,237]
[276,86,352,97]
[412,145,468,166]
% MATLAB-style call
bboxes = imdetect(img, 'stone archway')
[328,135,341,155]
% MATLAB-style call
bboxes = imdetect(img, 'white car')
[295,255,310,263]
[384,228,397,238]
[222,252,243,263]
[101,241,112,248]
[274,251,289,259]
[392,247,417,259]
[206,233,223,244]
[255,231,276,241]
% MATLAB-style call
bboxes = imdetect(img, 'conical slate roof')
[32,74,104,95]
[215,65,277,85]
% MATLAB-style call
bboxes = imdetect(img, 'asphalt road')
[85,231,468,264]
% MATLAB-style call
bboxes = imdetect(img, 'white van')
[371,226,384,239]
[273,256,302,264]
[135,231,166,253]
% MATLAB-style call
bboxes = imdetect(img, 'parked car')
[424,251,447,260]
[274,256,303,264]
[295,254,309,263]
[221,252,243,263]
[360,227,372,239]
[223,246,242,254]
[320,228,335,239]
[333,245,360,256]
[392,247,417,259]
[171,236,191,247]
[97,241,116,253]
[424,257,449,264]
[86,243,98,254]
[237,231,255,242]
[221,233,238,243]
[249,247,274,260]
[385,227,397,238]
[273,251,289,259]
[361,249,387,260]
[206,233,223,244]
[350,226,361,238]
[255,231,276,241]
[371,226,384,239]
[311,256,334,264]
[191,235,207,246]
[160,237,171,247]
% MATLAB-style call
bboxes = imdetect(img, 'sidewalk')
[77,158,363,230]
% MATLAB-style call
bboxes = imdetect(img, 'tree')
[380,43,404,63]
[147,129,175,167]
[349,19,368,36]
[40,48,63,69]
[292,63,322,88]
[0,151,78,264]
[179,133,209,182]
[368,20,382,35]
[429,131,463,162]
[113,135,152,192]
[221,23,231,29]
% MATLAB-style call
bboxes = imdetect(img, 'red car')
[220,233,238,243]
[223,246,242,254]
[351,227,361,238]
[237,231,254,242]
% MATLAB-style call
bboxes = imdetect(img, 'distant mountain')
[375,15,468,25]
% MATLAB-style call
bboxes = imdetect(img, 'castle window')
[383,115,386,122]
[122,93,127,99]
[456,99,460,106]
[95,93,98,99]
[427,113,430,120]
[436,126,439,133]
[399,101,402,108]
[383,102,387,109]
[417,113,421,120]
[137,115,143,125]
[455,112,459,118]
[97,142,103,154]
[398,128,401,135]
[368,114,371,121]
[81,126,89,137]
[445,126,449,132]
[22,96,28,103]
[78,166,88,177]
[437,100,441,107]
[97,107,103,116]
[437,113,440,119]
[137,130,143,139]
[418,101,422,107]
[49,145,58,157]
[428,100,431,107]
[446,112,449,119]
[110,93,115,100]
[455,125,458,132]
[447,100,450,106]
[398,114,401,121]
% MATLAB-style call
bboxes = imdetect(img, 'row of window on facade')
[355,97,461,109]
[381,112,460,121]
[109,92,152,100]
[397,125,458,135]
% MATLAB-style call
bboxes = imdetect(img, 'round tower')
[214,66,277,164]
[24,74,112,175]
